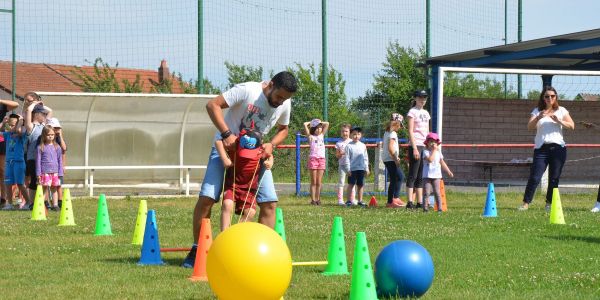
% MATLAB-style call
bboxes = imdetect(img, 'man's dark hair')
[9,113,19,120]
[271,71,298,93]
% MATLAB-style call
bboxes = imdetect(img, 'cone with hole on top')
[30,185,46,221]
[434,179,448,212]
[322,216,349,276]
[138,210,164,265]
[132,200,148,245]
[482,182,497,217]
[57,188,75,226]
[349,232,377,300]
[368,196,377,207]
[94,194,113,235]
[189,218,212,281]
[274,207,286,241]
[549,188,565,225]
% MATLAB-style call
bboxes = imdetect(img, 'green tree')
[286,63,356,138]
[352,43,427,137]
[150,74,173,93]
[225,61,263,88]
[444,73,519,99]
[72,58,144,93]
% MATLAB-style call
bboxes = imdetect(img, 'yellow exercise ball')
[206,222,292,300]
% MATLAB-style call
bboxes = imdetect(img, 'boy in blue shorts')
[1,114,30,210]
[343,126,370,207]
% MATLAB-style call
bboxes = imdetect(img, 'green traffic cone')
[274,207,286,241]
[30,185,46,221]
[550,188,565,225]
[57,188,76,226]
[131,200,148,245]
[94,194,113,235]
[323,216,349,276]
[349,232,377,300]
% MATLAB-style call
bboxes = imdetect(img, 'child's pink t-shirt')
[407,107,431,147]
[309,134,326,158]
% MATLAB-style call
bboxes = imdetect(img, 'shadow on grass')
[103,257,184,266]
[544,235,600,244]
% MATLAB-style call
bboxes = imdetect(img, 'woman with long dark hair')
[519,86,575,211]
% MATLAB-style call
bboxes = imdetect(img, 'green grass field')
[1,191,599,299]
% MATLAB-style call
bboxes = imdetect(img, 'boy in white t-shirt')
[422,132,453,212]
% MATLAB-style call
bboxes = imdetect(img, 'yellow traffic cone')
[549,188,565,225]
[131,200,148,245]
[57,188,75,226]
[30,185,46,221]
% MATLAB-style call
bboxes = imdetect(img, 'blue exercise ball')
[374,240,434,298]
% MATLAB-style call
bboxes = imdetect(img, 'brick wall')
[442,98,600,183]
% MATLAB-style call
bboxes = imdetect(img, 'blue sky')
[0,0,599,98]
[523,0,600,40]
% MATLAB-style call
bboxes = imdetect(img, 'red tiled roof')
[0,60,185,98]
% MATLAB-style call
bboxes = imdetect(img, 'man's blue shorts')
[199,147,277,203]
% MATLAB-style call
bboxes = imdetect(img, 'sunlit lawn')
[1,190,599,299]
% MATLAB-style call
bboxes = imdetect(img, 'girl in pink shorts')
[303,118,329,205]
[36,125,63,210]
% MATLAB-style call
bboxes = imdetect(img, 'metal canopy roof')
[427,28,600,70]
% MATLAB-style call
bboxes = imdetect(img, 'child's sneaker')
[406,202,415,210]
[415,202,422,209]
[1,203,14,210]
[345,201,353,207]
[545,203,551,213]
[357,201,367,207]
[337,200,345,206]
[591,202,600,213]
[181,245,197,268]
[517,203,529,211]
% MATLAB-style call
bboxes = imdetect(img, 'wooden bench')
[472,161,532,182]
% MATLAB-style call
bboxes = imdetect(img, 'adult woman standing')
[406,90,430,209]
[519,86,575,211]
[382,113,406,208]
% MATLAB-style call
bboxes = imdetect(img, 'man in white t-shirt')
[183,71,298,268]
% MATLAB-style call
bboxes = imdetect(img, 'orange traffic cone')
[189,218,212,281]
[434,179,448,212]
[368,196,377,207]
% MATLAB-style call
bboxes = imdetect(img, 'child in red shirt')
[216,127,273,231]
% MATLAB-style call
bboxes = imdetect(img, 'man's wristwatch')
[220,129,232,139]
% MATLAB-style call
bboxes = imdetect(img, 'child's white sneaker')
[591,202,600,213]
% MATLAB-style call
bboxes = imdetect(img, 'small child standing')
[36,125,63,211]
[47,118,67,208]
[215,128,273,231]
[1,114,30,210]
[344,126,369,207]
[422,132,453,212]
[335,124,354,205]
[303,118,329,205]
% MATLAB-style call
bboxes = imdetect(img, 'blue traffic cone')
[483,182,497,217]
[138,210,164,265]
